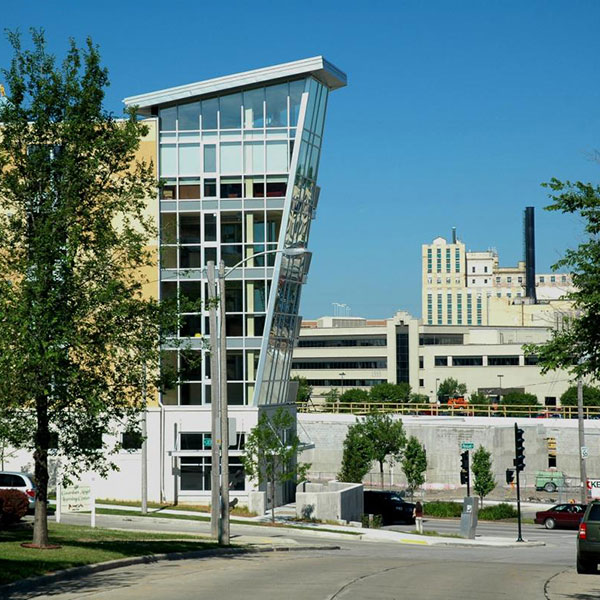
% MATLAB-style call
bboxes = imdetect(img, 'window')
[524,355,539,366]
[265,83,288,127]
[220,93,242,129]
[507,277,512,283]
[419,333,464,345]
[203,145,216,172]
[178,101,200,130]
[419,378,424,387]
[446,248,451,273]
[434,356,448,366]
[436,248,442,273]
[484,279,488,284]
[472,266,475,273]
[427,248,432,274]
[202,98,218,129]
[243,88,264,128]
[180,456,212,491]
[297,337,386,348]
[539,276,545,283]
[472,279,475,284]
[488,356,519,366]
[561,275,567,283]
[484,266,488,273]
[419,356,424,369]
[550,275,556,283]
[518,277,523,283]
[122,429,143,450]
[452,356,483,366]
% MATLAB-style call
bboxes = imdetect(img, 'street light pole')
[578,377,588,504]
[497,374,504,400]
[141,364,148,515]
[206,261,221,540]
[206,246,306,545]
[218,259,230,545]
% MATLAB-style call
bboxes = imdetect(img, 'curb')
[0,544,341,598]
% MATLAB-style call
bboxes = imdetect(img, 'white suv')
[0,471,37,510]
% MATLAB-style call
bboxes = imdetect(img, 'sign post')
[61,483,95,528]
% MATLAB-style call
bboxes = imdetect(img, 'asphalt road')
[387,517,579,542]
[7,536,599,600]
[7,513,600,599]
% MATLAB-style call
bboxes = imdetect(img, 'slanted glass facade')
[156,76,332,407]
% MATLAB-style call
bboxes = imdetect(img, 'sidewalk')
[88,503,544,548]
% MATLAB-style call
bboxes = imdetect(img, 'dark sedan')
[534,503,586,529]
[364,490,416,525]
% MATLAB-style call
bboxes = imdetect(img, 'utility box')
[460,496,479,539]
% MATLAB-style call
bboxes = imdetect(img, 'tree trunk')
[33,395,50,547]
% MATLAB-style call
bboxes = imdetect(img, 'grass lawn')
[95,507,361,536]
[0,522,218,586]
[96,498,256,518]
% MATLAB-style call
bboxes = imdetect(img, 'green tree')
[291,376,312,404]
[500,391,540,416]
[401,436,427,497]
[471,446,496,507]
[408,393,430,404]
[0,32,183,547]
[369,383,411,403]
[338,421,373,483]
[340,388,370,403]
[560,385,600,407]
[242,408,310,522]
[523,175,600,380]
[324,388,340,407]
[437,378,467,400]
[469,392,491,405]
[361,412,406,488]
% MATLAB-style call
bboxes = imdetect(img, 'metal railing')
[297,400,600,419]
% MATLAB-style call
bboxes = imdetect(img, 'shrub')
[361,513,383,528]
[0,489,29,526]
[423,501,462,518]
[478,503,518,520]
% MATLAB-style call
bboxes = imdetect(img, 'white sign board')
[61,484,92,513]
[581,446,589,459]
[587,479,600,500]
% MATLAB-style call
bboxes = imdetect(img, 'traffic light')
[506,468,515,484]
[515,427,525,471]
[460,450,469,485]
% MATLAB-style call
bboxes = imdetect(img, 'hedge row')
[424,501,517,520]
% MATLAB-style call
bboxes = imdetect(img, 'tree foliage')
[471,446,496,506]
[401,436,427,496]
[369,383,411,403]
[338,422,372,483]
[0,31,183,547]
[437,378,467,400]
[242,408,309,522]
[291,376,312,403]
[524,176,600,380]
[560,385,600,407]
[340,388,370,403]
[361,412,406,487]
[500,391,539,406]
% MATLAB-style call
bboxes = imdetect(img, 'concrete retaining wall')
[296,480,363,522]
[298,413,600,490]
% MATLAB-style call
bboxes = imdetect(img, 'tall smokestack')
[524,206,537,302]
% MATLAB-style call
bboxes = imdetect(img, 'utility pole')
[141,363,148,515]
[218,260,230,545]
[577,377,588,504]
[207,261,221,540]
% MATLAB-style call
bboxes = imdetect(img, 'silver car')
[0,471,37,510]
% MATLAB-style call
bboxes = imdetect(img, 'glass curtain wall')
[257,78,329,405]
[158,78,312,406]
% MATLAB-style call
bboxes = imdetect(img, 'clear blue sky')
[3,1,599,319]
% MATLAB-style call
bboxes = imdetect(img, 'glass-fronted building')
[123,57,346,502]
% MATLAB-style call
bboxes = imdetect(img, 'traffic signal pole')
[514,423,524,543]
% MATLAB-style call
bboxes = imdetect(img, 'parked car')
[0,471,37,510]
[535,503,586,529]
[535,470,566,493]
[577,501,600,573]
[363,490,415,525]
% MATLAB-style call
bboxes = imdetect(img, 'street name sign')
[461,442,475,450]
